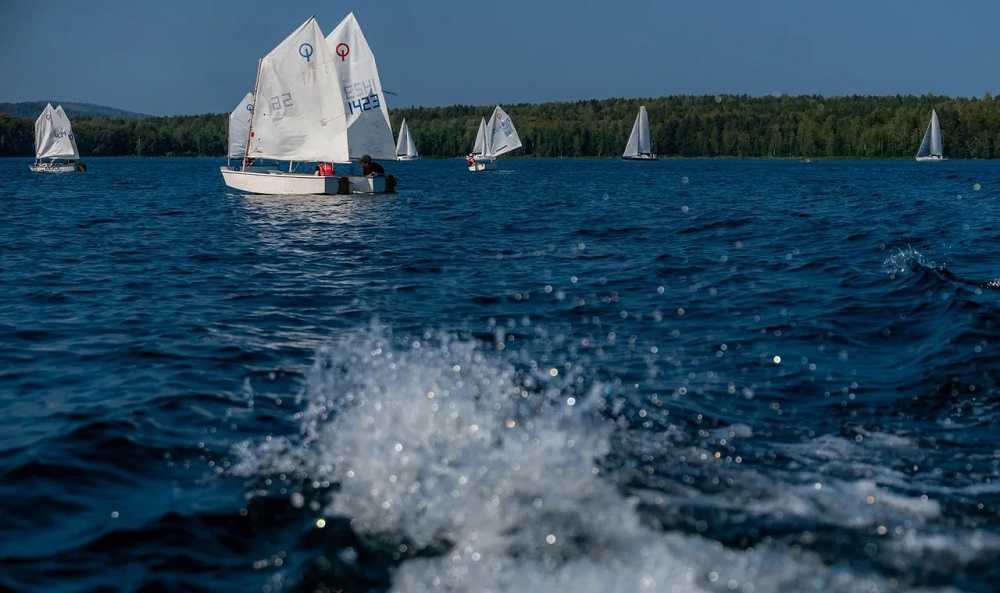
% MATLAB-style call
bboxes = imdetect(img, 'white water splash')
[882,246,942,275]
[233,328,955,593]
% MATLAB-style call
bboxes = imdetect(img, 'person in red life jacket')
[360,154,385,177]
[315,162,335,176]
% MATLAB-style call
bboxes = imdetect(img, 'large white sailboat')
[220,15,395,195]
[622,106,656,160]
[31,103,84,173]
[915,110,944,162]
[467,106,522,172]
[395,118,420,160]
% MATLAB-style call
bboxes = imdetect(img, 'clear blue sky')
[2,0,998,115]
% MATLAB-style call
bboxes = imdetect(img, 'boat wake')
[232,327,955,593]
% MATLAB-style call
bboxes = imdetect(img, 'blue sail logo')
[298,43,314,62]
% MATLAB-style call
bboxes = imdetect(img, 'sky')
[2,0,999,116]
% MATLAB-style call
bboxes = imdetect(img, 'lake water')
[2,157,1000,593]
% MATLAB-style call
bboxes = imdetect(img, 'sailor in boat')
[360,154,384,176]
[361,155,397,192]
[315,162,336,176]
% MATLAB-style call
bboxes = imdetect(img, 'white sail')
[326,12,395,160]
[484,105,521,158]
[395,118,419,158]
[53,106,80,160]
[34,103,79,160]
[623,106,651,158]
[916,109,943,159]
[228,92,254,159]
[472,118,487,155]
[247,17,349,163]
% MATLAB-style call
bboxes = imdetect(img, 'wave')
[231,327,954,593]
[883,246,1000,289]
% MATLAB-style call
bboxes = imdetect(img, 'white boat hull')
[467,158,496,172]
[220,167,387,195]
[30,162,80,173]
[915,156,945,162]
[622,153,658,161]
[396,155,421,161]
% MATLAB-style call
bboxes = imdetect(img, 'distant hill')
[0,101,149,120]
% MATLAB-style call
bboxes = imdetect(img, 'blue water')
[3,157,1000,593]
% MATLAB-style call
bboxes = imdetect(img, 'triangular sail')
[34,103,79,160]
[247,17,349,163]
[484,105,521,158]
[228,92,254,159]
[395,118,419,158]
[929,110,943,157]
[472,118,487,154]
[917,110,943,158]
[53,106,80,160]
[326,12,395,160]
[623,106,651,157]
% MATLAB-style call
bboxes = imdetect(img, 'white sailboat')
[395,118,420,160]
[467,106,521,172]
[467,117,489,170]
[622,106,656,160]
[220,16,392,195]
[227,92,253,165]
[915,110,944,162]
[31,103,84,173]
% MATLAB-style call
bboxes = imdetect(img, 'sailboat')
[395,118,420,160]
[915,110,944,161]
[622,106,656,160]
[467,117,489,170]
[227,92,253,166]
[31,103,84,173]
[220,15,395,195]
[467,106,522,172]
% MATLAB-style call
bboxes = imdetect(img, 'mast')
[242,58,263,171]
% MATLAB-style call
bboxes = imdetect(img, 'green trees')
[3,95,1000,158]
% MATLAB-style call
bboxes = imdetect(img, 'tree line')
[5,95,1000,159]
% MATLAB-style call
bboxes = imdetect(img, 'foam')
[233,327,956,593]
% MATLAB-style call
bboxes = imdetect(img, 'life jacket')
[318,163,334,176]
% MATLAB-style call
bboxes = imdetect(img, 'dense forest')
[5,95,1000,159]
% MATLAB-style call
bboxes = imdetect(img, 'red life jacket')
[318,163,334,176]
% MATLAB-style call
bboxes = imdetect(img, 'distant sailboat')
[915,110,944,162]
[467,106,522,172]
[31,103,84,173]
[227,92,253,166]
[622,106,656,160]
[395,118,420,160]
[219,15,395,195]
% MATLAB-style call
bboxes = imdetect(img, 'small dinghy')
[622,106,657,160]
[467,106,521,172]
[915,110,944,162]
[31,104,85,173]
[395,118,420,160]
[220,15,396,195]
